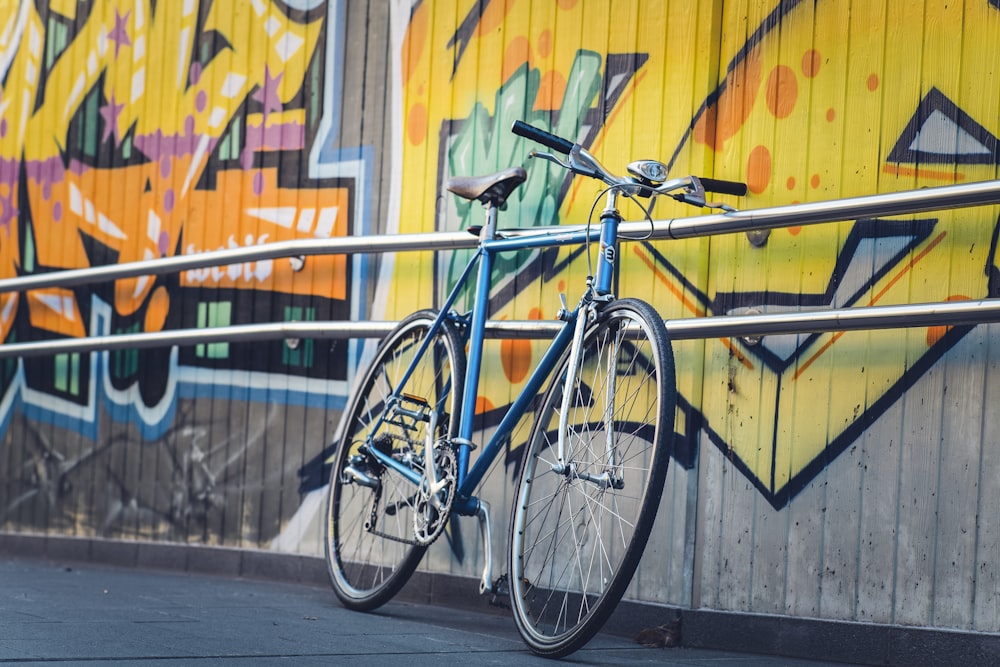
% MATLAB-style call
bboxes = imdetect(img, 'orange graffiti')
[883,164,965,182]
[402,2,429,85]
[501,338,533,383]
[502,36,533,82]
[747,145,773,194]
[926,296,970,346]
[476,0,513,36]
[765,65,798,119]
[694,52,763,150]
[408,103,429,146]
[536,70,568,110]
[475,395,496,415]
[537,30,553,58]
[801,49,822,78]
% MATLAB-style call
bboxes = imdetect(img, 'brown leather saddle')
[445,166,527,208]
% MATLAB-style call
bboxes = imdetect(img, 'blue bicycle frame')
[363,191,624,517]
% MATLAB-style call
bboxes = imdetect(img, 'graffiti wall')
[2,0,1000,637]
[0,0,390,544]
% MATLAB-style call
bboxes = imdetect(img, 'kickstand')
[475,501,494,595]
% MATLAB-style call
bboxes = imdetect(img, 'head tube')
[594,190,620,295]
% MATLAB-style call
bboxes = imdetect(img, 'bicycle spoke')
[509,299,675,657]
[326,311,465,611]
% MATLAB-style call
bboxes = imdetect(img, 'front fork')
[549,292,622,490]
[551,190,622,484]
[555,298,594,471]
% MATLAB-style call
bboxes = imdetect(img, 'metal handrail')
[0,178,999,358]
[2,178,999,294]
[1,297,998,360]
[655,177,1000,239]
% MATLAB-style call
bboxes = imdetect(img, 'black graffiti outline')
[887,87,1000,165]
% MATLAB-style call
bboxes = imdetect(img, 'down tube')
[457,319,576,499]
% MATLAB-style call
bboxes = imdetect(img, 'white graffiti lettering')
[182,235,273,285]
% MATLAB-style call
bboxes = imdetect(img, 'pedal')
[386,394,431,431]
[488,574,510,609]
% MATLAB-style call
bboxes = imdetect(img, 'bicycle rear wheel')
[326,310,465,611]
[508,298,675,657]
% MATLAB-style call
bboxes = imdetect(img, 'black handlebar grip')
[699,177,748,197]
[511,120,575,155]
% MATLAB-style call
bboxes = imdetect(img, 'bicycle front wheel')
[326,310,465,611]
[508,298,676,657]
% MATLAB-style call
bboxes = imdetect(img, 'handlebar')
[696,177,748,198]
[511,120,747,210]
[511,120,574,155]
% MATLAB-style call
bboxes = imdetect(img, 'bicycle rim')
[326,310,465,611]
[508,298,675,657]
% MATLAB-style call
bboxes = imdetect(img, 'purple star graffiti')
[99,94,125,145]
[108,9,132,57]
[252,66,284,121]
[0,189,17,231]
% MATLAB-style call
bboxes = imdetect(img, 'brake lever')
[529,147,606,182]
[671,192,738,213]
[528,149,571,170]
[707,201,738,213]
[673,176,738,213]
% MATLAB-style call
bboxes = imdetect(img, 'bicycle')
[324,120,747,657]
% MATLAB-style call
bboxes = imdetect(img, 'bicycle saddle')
[446,166,526,207]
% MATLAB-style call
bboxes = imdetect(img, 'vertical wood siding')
[0,0,998,634]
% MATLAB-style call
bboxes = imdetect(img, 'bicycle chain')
[358,404,455,547]
[368,526,422,546]
[363,474,424,546]
[361,432,450,547]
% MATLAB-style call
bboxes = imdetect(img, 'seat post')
[480,202,498,241]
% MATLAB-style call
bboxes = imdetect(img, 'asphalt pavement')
[0,557,861,666]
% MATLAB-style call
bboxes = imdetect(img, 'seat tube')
[456,204,497,479]
[595,190,621,295]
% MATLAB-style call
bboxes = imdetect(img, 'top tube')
[479,225,602,254]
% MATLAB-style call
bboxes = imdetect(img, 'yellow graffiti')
[393,0,720,309]
[0,0,332,341]
[395,0,1000,504]
[679,0,1000,500]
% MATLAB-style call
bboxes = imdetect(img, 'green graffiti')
[444,50,604,308]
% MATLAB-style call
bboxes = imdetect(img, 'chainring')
[412,441,457,546]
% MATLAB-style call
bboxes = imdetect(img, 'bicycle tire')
[326,310,466,611]
[508,297,676,657]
